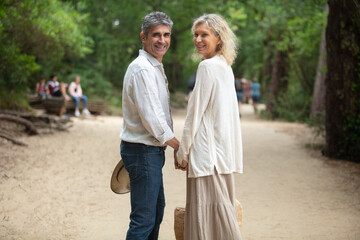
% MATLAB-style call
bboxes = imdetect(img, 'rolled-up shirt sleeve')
[132,69,174,145]
[176,63,214,164]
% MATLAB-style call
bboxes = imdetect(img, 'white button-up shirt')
[177,55,243,178]
[120,50,174,146]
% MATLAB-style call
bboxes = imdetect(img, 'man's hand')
[174,149,181,169]
[167,137,187,171]
[166,137,179,151]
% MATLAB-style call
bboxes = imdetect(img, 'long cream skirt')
[184,169,242,240]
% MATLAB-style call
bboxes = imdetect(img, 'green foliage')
[307,110,325,138]
[78,0,241,91]
[0,0,93,109]
[274,79,312,122]
[5,0,94,61]
[1,0,329,120]
[0,41,38,90]
[0,24,39,109]
[65,67,113,100]
[231,0,326,122]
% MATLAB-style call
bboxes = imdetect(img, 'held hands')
[174,149,188,171]
[166,137,187,171]
[174,150,181,169]
[180,159,188,170]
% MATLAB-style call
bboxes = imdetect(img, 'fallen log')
[0,111,73,146]
[27,95,43,109]
[0,114,38,135]
[0,111,73,133]
[41,97,107,116]
[42,97,67,116]
[0,133,27,146]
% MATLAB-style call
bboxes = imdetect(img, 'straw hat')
[110,159,130,194]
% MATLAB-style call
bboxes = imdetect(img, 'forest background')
[1,0,359,161]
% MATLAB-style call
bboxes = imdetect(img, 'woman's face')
[193,23,221,59]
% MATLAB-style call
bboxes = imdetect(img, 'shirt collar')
[139,49,162,67]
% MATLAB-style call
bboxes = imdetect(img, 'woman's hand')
[174,150,188,171]
[180,160,188,171]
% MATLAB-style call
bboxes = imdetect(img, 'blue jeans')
[72,95,88,108]
[236,91,243,103]
[120,141,166,240]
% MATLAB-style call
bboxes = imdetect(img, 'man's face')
[140,24,171,63]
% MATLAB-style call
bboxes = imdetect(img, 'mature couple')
[119,11,243,240]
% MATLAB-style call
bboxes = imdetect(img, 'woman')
[35,76,48,100]
[68,76,91,117]
[176,14,243,239]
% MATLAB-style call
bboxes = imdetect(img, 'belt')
[122,141,167,151]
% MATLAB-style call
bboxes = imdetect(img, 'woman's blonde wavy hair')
[192,14,238,65]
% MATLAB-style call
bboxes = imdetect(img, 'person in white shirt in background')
[68,76,90,117]
[119,11,180,240]
[175,14,243,240]
[47,74,68,98]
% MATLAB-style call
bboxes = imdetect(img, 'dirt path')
[0,105,359,240]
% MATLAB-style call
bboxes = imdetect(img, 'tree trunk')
[168,35,182,92]
[311,5,328,117]
[267,49,288,118]
[261,33,274,98]
[324,0,360,161]
[0,133,27,146]
[0,114,38,135]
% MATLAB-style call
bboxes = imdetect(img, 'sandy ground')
[0,104,360,240]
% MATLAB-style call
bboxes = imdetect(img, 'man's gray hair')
[141,11,173,36]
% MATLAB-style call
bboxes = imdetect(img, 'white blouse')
[176,55,243,178]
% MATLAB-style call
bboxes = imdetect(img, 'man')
[119,12,179,240]
[68,76,90,117]
[47,74,67,98]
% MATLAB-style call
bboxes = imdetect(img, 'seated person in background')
[68,75,90,117]
[47,74,68,98]
[35,76,48,100]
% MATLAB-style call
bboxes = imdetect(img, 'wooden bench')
[28,95,107,116]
